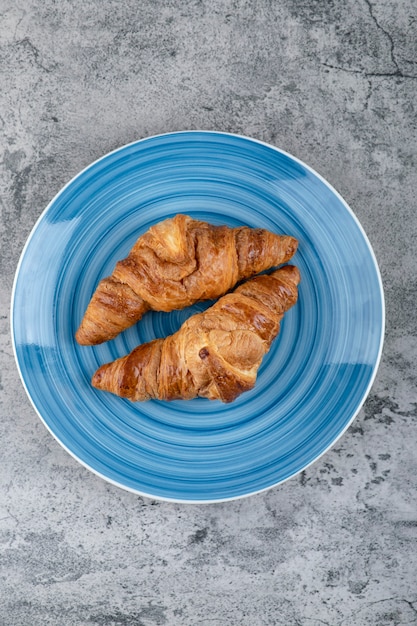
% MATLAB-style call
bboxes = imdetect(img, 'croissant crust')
[92,265,300,403]
[76,214,298,345]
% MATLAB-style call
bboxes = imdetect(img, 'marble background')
[1,0,416,624]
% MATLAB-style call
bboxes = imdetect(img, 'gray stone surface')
[1,0,416,624]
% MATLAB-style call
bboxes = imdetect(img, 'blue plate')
[11,131,384,502]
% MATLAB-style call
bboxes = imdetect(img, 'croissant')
[92,265,300,403]
[76,214,298,345]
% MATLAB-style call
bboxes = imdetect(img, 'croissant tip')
[75,328,90,345]
[272,264,301,285]
[286,263,300,277]
[285,236,299,260]
[92,365,106,390]
[75,325,107,346]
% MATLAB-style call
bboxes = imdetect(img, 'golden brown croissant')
[92,265,300,403]
[76,214,298,345]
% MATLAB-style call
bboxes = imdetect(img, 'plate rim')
[10,130,386,503]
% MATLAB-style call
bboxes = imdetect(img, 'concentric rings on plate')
[11,131,384,502]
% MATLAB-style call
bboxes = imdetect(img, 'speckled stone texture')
[1,0,416,624]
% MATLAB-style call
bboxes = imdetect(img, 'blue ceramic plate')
[11,131,384,502]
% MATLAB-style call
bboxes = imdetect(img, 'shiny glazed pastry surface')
[76,214,298,345]
[92,265,300,403]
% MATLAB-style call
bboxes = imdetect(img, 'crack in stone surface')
[13,9,26,40]
[339,597,406,625]
[14,37,56,73]
[363,0,397,69]
[322,61,417,80]
[364,78,372,110]
[363,0,416,78]
[322,0,417,81]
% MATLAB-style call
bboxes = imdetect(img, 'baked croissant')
[76,214,298,345]
[92,265,300,403]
